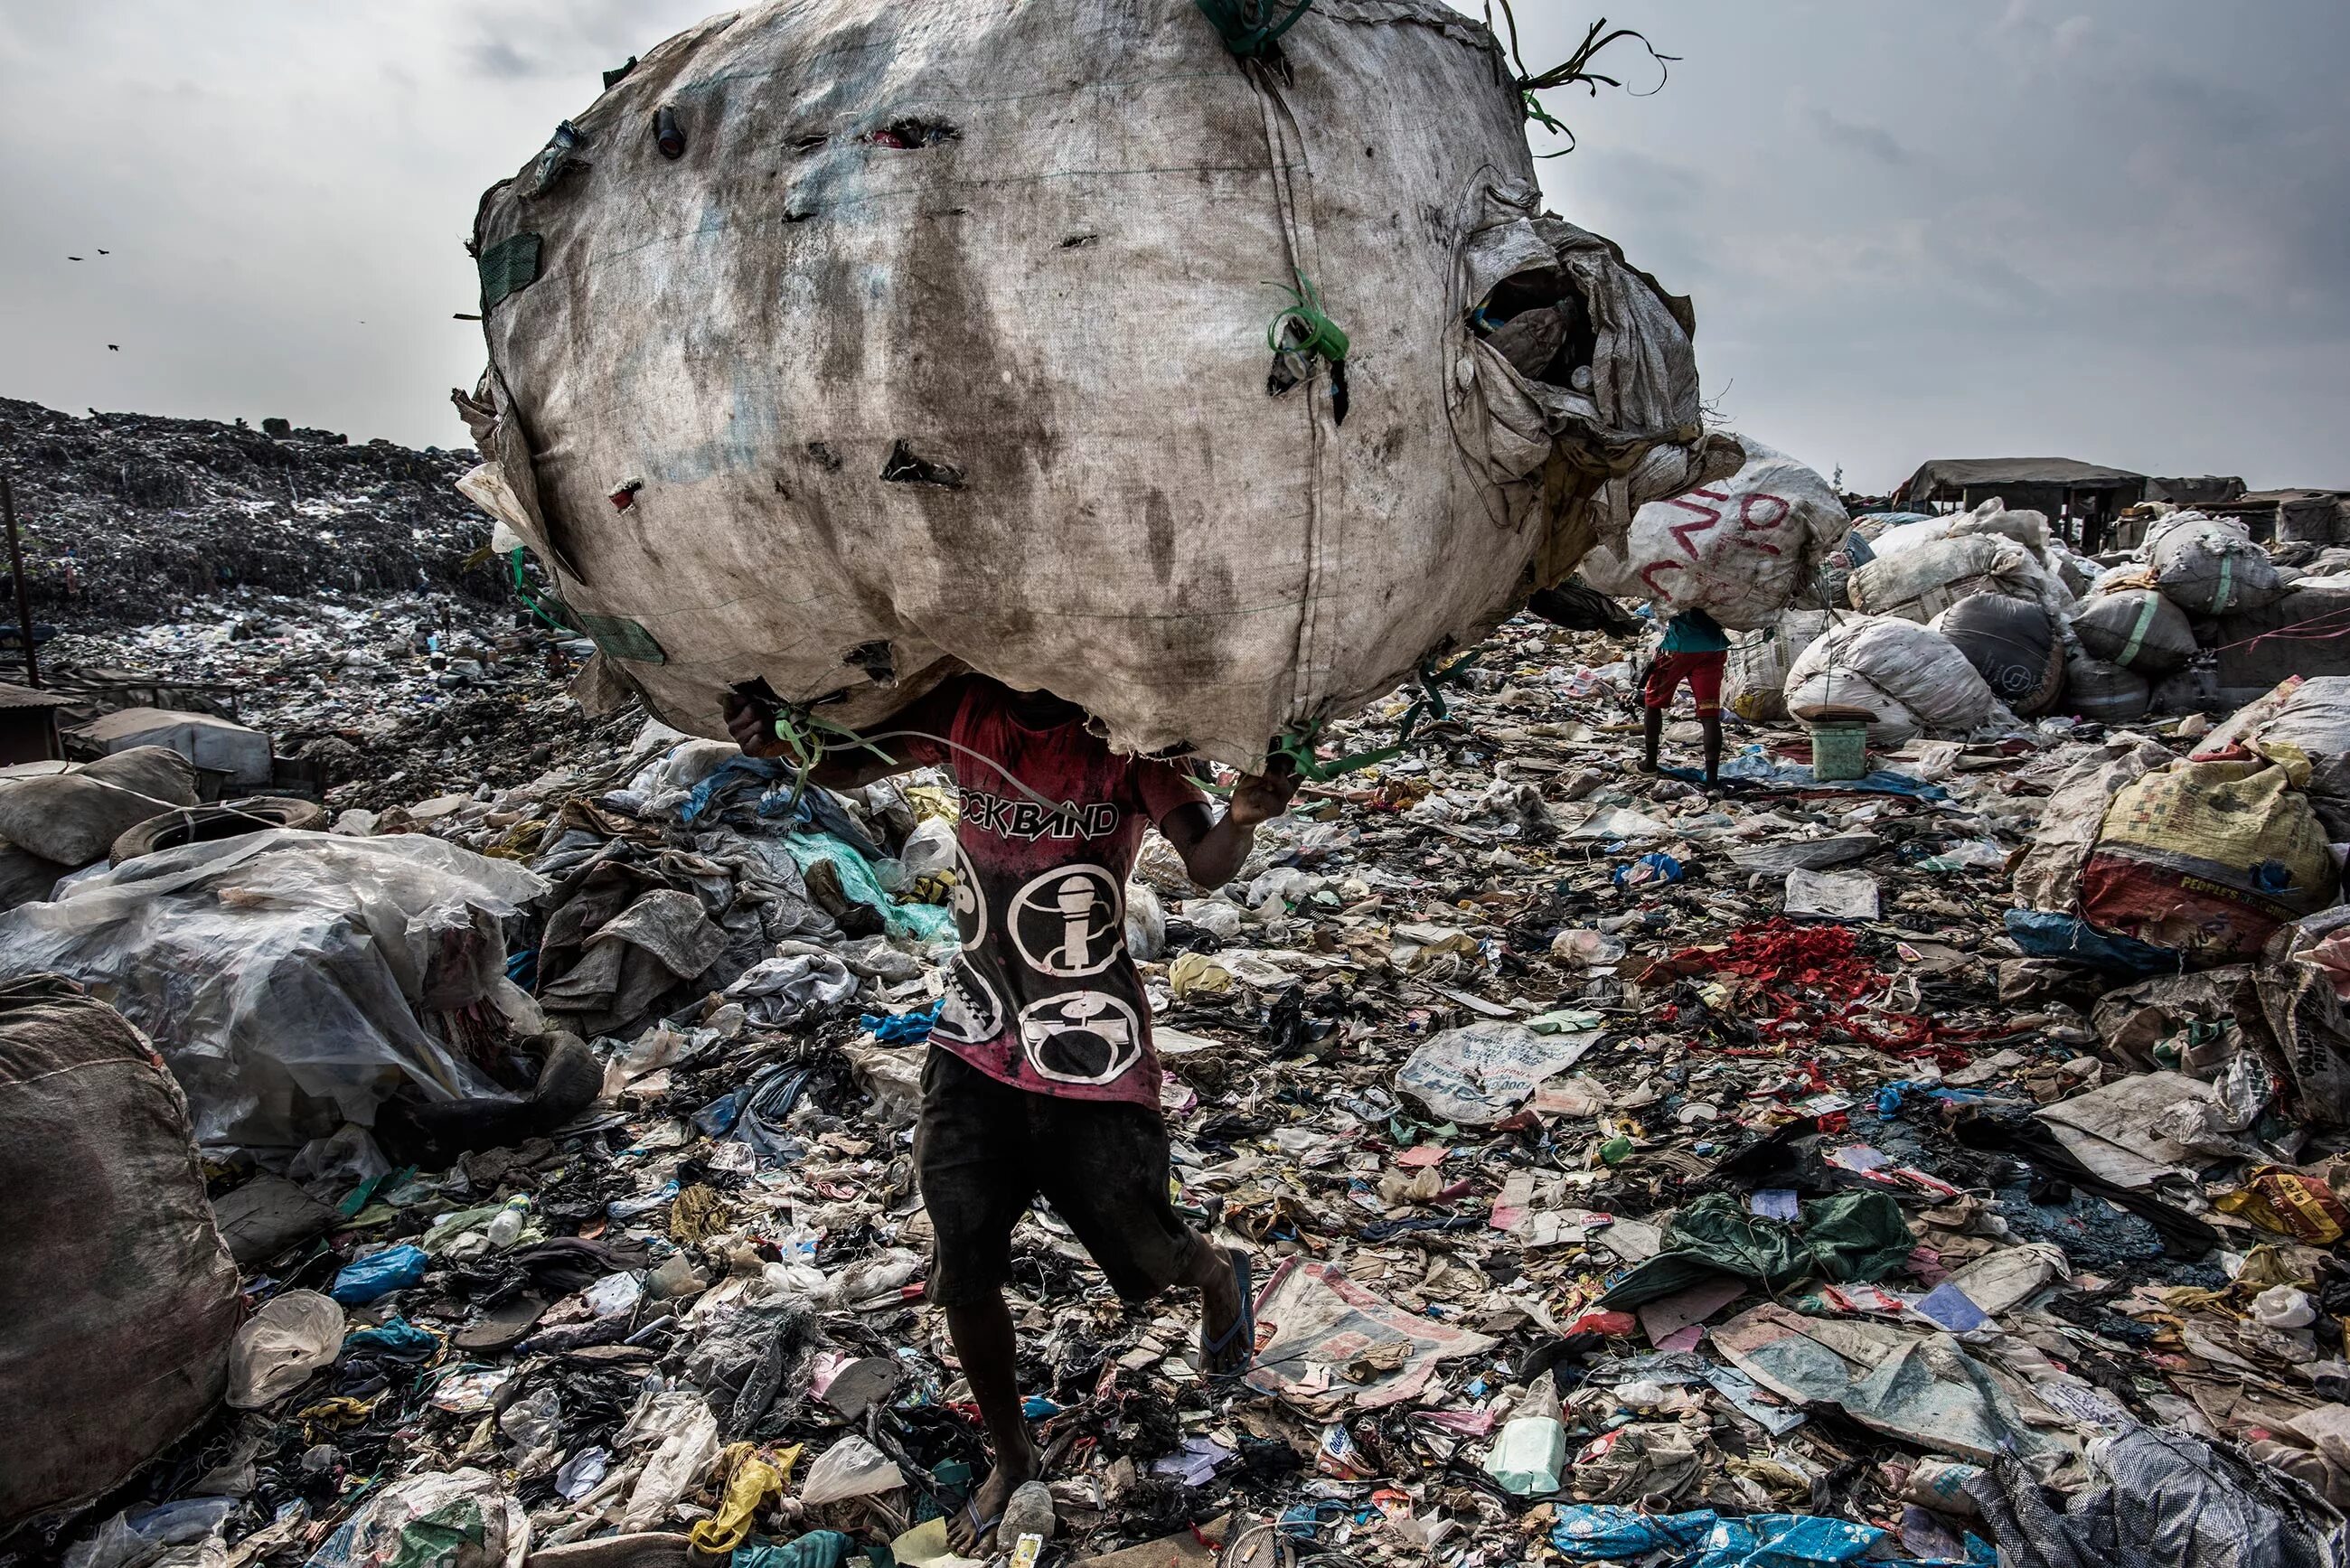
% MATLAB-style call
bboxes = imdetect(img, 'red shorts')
[1644,651,1725,717]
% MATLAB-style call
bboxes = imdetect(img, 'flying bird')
[68,256,82,261]
[108,344,119,352]
[97,249,109,255]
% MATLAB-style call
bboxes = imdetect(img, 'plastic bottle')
[485,1196,531,1249]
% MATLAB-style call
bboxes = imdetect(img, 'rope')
[60,778,309,835]
[1193,0,1312,58]
[760,700,1067,817]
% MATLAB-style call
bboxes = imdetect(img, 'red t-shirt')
[894,678,1206,1106]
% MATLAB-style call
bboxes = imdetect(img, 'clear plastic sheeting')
[0,830,549,1151]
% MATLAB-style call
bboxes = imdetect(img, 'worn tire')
[109,797,328,866]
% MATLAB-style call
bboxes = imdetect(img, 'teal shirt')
[1659,609,1730,654]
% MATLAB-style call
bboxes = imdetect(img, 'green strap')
[2116,593,2159,668]
[2213,554,2234,616]
[1194,0,1312,58]
[508,547,576,634]
[1269,650,1477,784]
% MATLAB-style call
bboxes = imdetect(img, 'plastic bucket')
[1810,722,1869,782]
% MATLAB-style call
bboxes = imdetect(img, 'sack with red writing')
[1580,436,1849,631]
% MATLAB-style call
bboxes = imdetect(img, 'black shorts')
[916,1047,1197,1308]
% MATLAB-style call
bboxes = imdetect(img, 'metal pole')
[0,475,39,688]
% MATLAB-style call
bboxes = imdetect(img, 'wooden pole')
[0,476,37,688]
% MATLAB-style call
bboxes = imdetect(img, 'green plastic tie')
[508,547,578,634]
[1266,650,1478,784]
[1194,0,1313,58]
[1265,270,1349,365]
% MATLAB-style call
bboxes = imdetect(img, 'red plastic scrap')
[1673,917,1942,1049]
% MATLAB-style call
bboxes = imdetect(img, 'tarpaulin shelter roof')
[1899,457,2145,500]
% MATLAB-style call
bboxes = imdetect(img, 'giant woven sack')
[2148,514,2283,616]
[1577,437,1849,631]
[1784,615,1997,744]
[1847,534,2043,624]
[1933,592,2063,716]
[2080,757,2336,962]
[2071,587,2195,674]
[462,0,1714,767]
[0,973,241,1526]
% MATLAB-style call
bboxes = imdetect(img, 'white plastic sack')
[2251,677,2350,831]
[1862,514,1953,560]
[466,0,1715,768]
[0,830,548,1151]
[1847,534,2042,623]
[1725,609,1832,723]
[1785,615,1997,742]
[1579,437,1848,631]
[1945,498,2051,557]
[800,1435,907,1507]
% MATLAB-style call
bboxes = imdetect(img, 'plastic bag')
[1724,610,1832,724]
[63,1498,239,1568]
[2079,757,2336,961]
[1579,437,1849,632]
[0,830,547,1151]
[1396,1021,1601,1125]
[2071,587,2196,674]
[616,1389,723,1531]
[1847,533,2042,623]
[2247,677,2350,834]
[2064,651,2151,725]
[799,1435,907,1506]
[1123,880,1167,962]
[0,746,198,868]
[333,1244,430,1305]
[228,1289,345,1407]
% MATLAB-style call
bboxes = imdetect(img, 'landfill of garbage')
[14,437,2350,1567]
[13,2,2350,1565]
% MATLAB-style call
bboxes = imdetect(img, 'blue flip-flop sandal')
[1200,1247,1256,1379]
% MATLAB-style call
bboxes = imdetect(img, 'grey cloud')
[467,37,539,80]
[1802,105,1911,168]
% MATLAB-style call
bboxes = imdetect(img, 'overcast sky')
[2,1,2343,493]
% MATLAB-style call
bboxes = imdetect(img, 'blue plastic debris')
[1551,1507,1885,1567]
[341,1317,439,1359]
[328,1244,429,1305]
[2000,908,2184,974]
[860,998,943,1045]
[1613,851,1685,889]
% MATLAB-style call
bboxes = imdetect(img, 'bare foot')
[948,1437,1038,1555]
